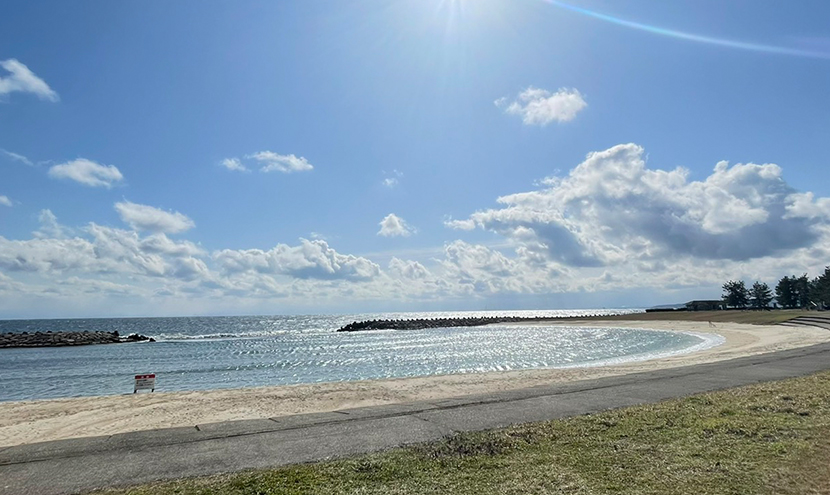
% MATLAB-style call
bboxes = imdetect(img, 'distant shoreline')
[337,314,613,332]
[338,309,819,332]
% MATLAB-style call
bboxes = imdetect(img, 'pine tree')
[775,276,796,309]
[793,274,812,309]
[749,281,773,310]
[812,266,830,309]
[722,280,749,309]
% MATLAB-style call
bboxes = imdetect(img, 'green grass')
[97,370,830,495]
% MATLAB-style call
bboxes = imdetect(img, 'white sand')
[1,320,828,447]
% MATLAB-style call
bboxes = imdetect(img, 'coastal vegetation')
[723,266,830,310]
[97,370,830,495]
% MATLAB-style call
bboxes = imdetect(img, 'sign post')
[134,374,156,393]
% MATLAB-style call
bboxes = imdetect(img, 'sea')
[0,309,724,402]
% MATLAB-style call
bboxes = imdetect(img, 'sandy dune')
[1,320,828,447]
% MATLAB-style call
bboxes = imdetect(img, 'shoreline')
[1,320,828,447]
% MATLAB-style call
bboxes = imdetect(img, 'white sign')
[134,374,156,393]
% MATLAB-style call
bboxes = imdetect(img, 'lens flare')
[544,0,830,60]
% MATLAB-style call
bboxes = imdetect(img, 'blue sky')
[2,0,830,318]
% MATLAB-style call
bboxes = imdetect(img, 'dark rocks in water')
[336,315,580,332]
[0,330,155,348]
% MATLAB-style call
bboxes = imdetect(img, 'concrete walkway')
[3,342,830,495]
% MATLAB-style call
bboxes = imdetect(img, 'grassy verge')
[99,370,830,495]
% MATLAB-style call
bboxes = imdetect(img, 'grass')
[97,370,830,495]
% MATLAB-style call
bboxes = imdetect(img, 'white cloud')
[57,277,140,296]
[48,158,124,188]
[449,143,830,266]
[496,87,586,125]
[4,141,830,316]
[0,59,59,102]
[114,201,195,233]
[220,157,249,172]
[784,192,830,220]
[214,239,380,281]
[0,195,11,207]
[34,209,73,239]
[388,257,430,280]
[0,222,210,285]
[378,213,416,237]
[0,236,99,274]
[382,169,403,188]
[247,151,314,173]
[140,233,205,257]
[1,149,34,166]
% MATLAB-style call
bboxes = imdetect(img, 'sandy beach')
[1,320,828,447]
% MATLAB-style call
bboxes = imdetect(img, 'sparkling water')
[0,310,722,401]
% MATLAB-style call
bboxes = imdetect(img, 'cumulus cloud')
[247,151,314,173]
[220,157,248,172]
[5,141,829,315]
[449,143,830,266]
[0,59,59,102]
[34,209,72,239]
[0,222,210,285]
[437,240,566,296]
[784,192,830,220]
[0,206,395,310]
[0,236,99,273]
[0,195,11,207]
[388,257,430,280]
[214,239,380,281]
[48,159,124,188]
[114,201,195,233]
[140,233,204,257]
[378,213,416,237]
[496,87,586,125]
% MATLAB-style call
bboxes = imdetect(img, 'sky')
[1,0,830,318]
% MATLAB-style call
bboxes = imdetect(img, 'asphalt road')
[3,342,830,495]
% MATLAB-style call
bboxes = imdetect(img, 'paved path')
[3,342,830,495]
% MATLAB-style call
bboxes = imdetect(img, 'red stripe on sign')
[135,374,156,379]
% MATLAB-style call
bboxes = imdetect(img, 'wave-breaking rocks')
[338,316,569,332]
[0,331,155,348]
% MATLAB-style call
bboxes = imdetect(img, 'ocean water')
[0,310,723,402]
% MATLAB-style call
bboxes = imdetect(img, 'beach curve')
[1,319,828,447]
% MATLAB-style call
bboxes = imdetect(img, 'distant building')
[685,300,727,311]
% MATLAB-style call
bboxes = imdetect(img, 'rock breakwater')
[337,316,575,332]
[0,331,154,348]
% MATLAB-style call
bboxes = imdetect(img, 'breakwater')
[337,316,571,332]
[0,331,154,348]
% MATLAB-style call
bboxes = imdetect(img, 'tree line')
[722,266,830,310]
